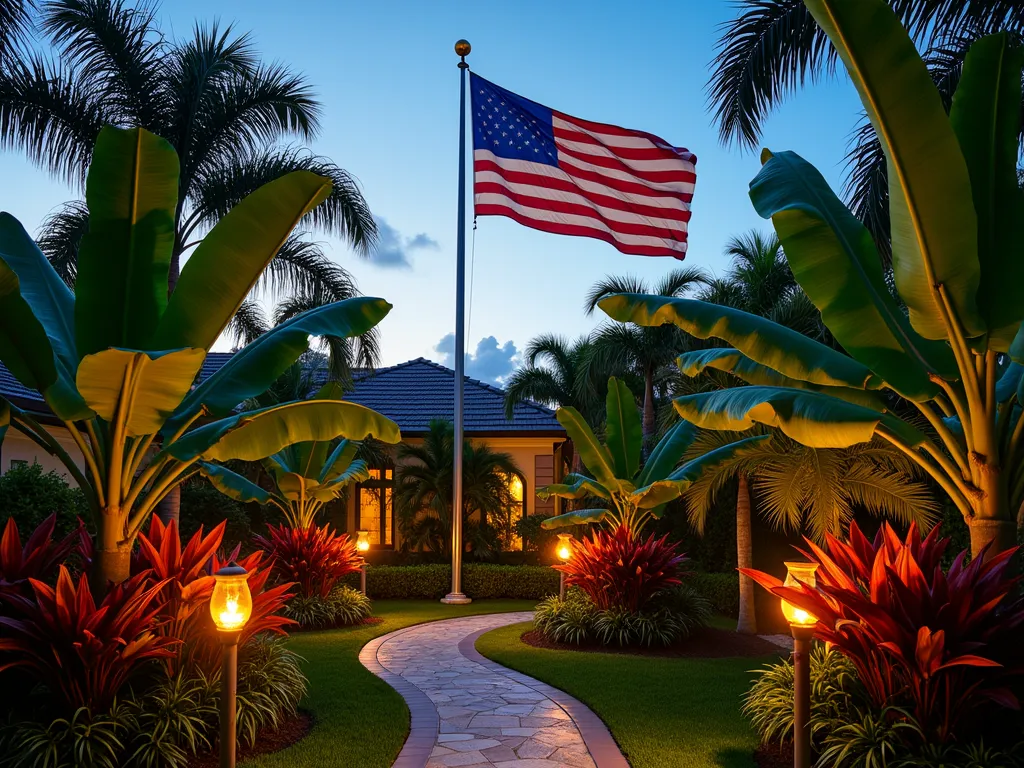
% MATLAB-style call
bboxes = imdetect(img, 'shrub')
[254,523,360,598]
[347,563,560,600]
[558,525,686,612]
[743,644,862,751]
[122,671,217,768]
[178,478,252,547]
[0,513,81,601]
[1,706,125,768]
[284,586,372,629]
[534,588,596,645]
[515,514,556,554]
[651,586,713,639]
[745,521,1024,745]
[0,462,89,538]
[0,567,175,713]
[687,571,740,617]
[235,636,306,747]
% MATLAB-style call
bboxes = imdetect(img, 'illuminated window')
[497,471,525,551]
[356,466,393,548]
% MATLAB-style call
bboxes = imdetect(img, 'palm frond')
[842,117,891,264]
[0,53,104,184]
[582,274,647,315]
[36,200,88,288]
[226,299,269,347]
[256,234,358,304]
[681,427,767,530]
[652,266,712,298]
[503,367,566,418]
[0,0,36,65]
[840,463,938,530]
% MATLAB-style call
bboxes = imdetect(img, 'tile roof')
[0,356,564,437]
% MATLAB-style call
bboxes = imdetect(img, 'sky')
[0,0,866,384]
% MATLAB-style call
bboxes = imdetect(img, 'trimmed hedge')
[342,563,561,600]
[688,571,740,618]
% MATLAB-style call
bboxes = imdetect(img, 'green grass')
[244,599,537,768]
[475,618,778,768]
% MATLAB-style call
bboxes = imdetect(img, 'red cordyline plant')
[0,566,175,712]
[0,514,81,600]
[557,525,687,612]
[253,523,361,598]
[743,522,1024,742]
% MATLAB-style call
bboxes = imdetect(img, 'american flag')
[470,73,696,259]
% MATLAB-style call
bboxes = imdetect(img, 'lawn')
[245,599,537,768]
[475,616,778,768]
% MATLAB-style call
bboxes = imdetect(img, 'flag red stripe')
[556,157,695,200]
[475,184,689,239]
[553,110,691,153]
[553,125,695,162]
[474,161,692,220]
[476,203,686,258]
[556,142,698,184]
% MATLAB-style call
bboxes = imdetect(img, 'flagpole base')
[441,592,472,605]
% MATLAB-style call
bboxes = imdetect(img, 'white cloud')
[369,216,439,269]
[434,334,520,386]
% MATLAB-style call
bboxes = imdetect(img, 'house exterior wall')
[0,427,86,483]
[343,435,564,551]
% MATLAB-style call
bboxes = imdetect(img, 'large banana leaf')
[536,474,611,501]
[1011,323,1024,365]
[199,462,272,504]
[77,348,205,437]
[635,419,698,488]
[319,439,360,483]
[555,407,621,491]
[949,33,1024,351]
[317,459,369,493]
[162,297,391,435]
[0,216,90,420]
[150,171,332,352]
[292,382,346,478]
[749,149,955,401]
[995,363,1024,404]
[165,400,401,463]
[604,377,641,479]
[600,293,881,389]
[677,348,886,411]
[540,508,610,530]
[75,127,179,357]
[673,386,926,449]
[633,434,771,508]
[804,0,982,340]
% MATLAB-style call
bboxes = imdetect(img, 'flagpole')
[442,39,472,605]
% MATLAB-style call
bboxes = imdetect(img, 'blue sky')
[0,0,865,383]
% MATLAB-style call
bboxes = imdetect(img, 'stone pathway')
[359,612,628,768]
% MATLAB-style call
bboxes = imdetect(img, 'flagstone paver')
[359,612,628,768]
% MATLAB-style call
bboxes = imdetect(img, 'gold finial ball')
[455,39,471,57]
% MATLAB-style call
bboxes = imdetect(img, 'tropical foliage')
[395,419,521,557]
[744,521,1024,745]
[254,522,361,599]
[0,125,398,587]
[538,377,768,532]
[603,0,1024,558]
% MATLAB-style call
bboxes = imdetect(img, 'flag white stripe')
[475,192,687,252]
[557,152,696,195]
[557,138,696,173]
[552,115,693,156]
[475,170,689,230]
[474,151,692,212]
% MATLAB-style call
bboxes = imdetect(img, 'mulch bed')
[188,710,313,768]
[520,626,786,658]
[290,615,384,633]
[754,742,793,768]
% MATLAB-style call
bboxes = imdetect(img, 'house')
[0,357,567,552]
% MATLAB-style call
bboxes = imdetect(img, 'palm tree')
[395,419,522,559]
[0,1,375,304]
[0,0,32,66]
[682,430,937,633]
[584,267,710,440]
[503,334,609,425]
[707,0,1024,257]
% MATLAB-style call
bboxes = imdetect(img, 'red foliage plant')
[253,523,361,598]
[742,522,1024,743]
[134,518,296,676]
[556,525,687,612]
[0,514,80,600]
[0,566,175,713]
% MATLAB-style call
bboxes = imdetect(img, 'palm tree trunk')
[736,473,757,634]
[155,485,181,527]
[642,364,656,441]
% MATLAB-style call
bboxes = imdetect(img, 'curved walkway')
[359,612,628,768]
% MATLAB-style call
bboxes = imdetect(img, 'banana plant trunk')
[735,473,757,634]
[970,467,1017,560]
[91,512,132,595]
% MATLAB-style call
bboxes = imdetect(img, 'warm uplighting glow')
[356,530,371,553]
[782,561,818,626]
[210,563,252,632]
[557,533,573,561]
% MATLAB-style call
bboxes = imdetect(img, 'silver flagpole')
[442,39,472,605]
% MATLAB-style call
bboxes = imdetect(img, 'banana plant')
[600,0,1024,559]
[538,377,768,532]
[0,126,401,588]
[201,383,371,529]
